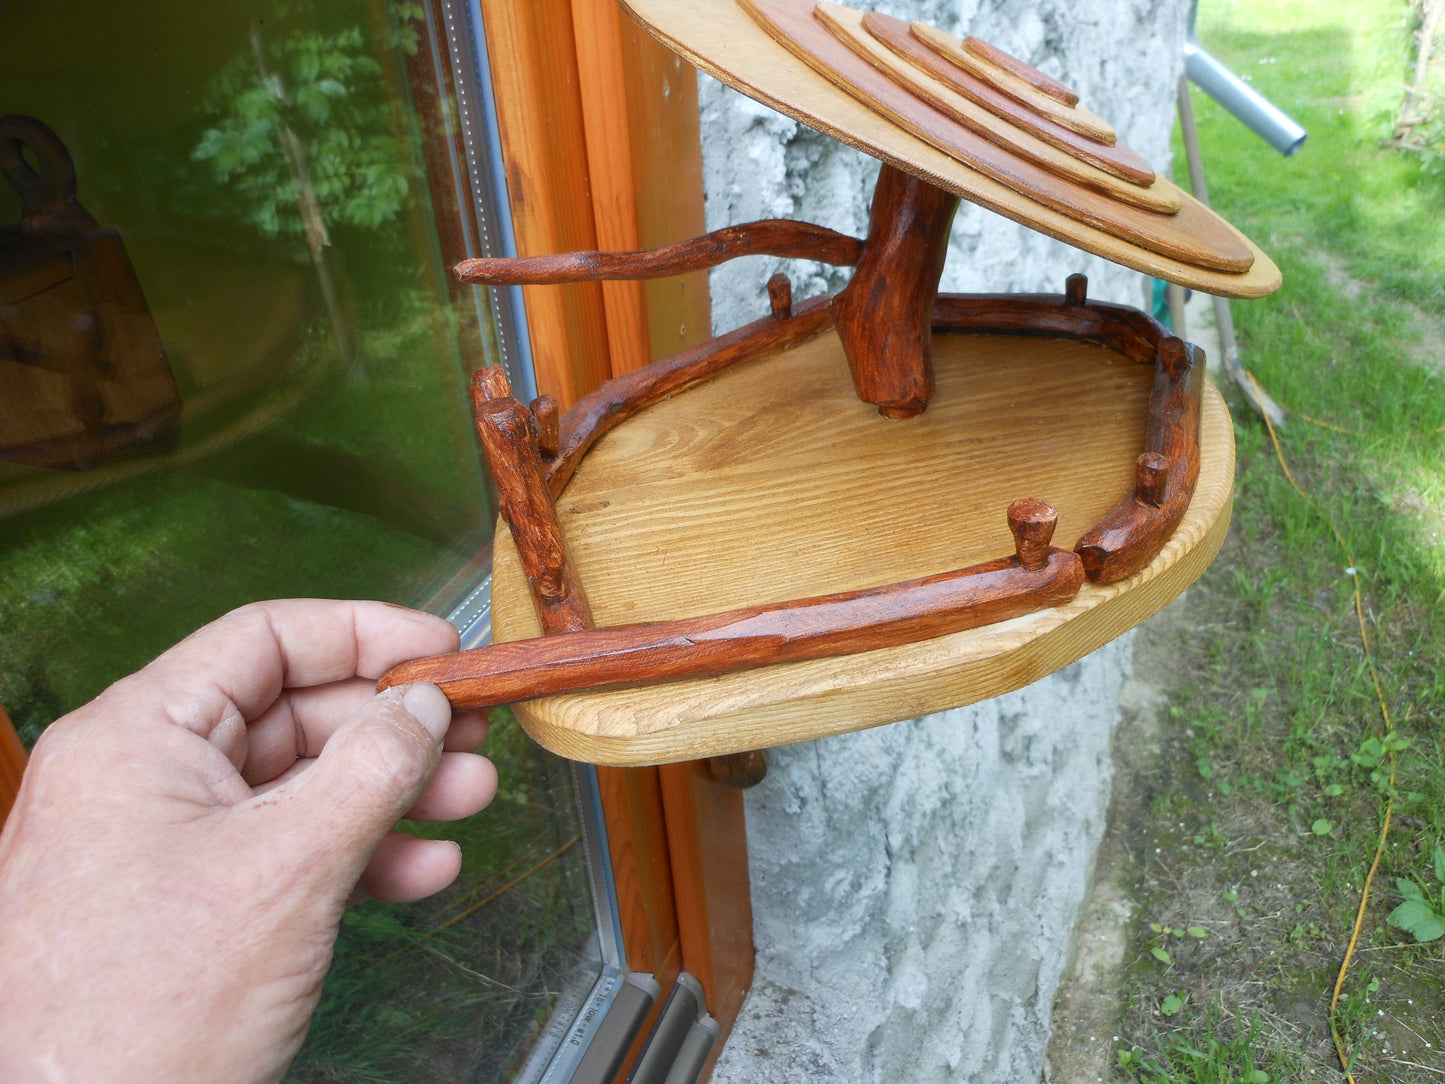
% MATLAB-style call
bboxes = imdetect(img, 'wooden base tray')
[476,310,1233,765]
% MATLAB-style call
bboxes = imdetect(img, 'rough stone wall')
[701,1,1189,1080]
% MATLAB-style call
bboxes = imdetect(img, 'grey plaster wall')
[700,2,1189,1080]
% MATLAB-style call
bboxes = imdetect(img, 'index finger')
[114,600,461,741]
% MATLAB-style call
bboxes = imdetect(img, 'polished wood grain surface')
[477,0,613,406]
[919,29,1112,141]
[454,219,863,285]
[1134,450,1170,509]
[571,0,654,376]
[1075,336,1205,583]
[931,290,1158,361]
[657,759,754,1039]
[485,3,750,1044]
[484,319,1233,763]
[530,394,560,461]
[379,546,1084,707]
[831,163,957,417]
[741,0,1253,272]
[707,750,770,788]
[471,370,593,635]
[821,6,1173,213]
[864,12,1157,189]
[615,0,1280,296]
[531,325,1146,627]
[959,34,1080,106]
[545,295,835,496]
[595,763,681,974]
[582,0,714,373]
[568,0,718,377]
[1007,497,1058,572]
[766,272,793,319]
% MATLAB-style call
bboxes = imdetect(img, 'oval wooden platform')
[491,324,1234,765]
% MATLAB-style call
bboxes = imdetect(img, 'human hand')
[0,599,497,1084]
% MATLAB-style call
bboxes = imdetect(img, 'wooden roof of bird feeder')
[380,0,1275,767]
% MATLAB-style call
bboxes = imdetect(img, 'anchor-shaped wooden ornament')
[381,0,1276,766]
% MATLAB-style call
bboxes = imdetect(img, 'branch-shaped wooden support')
[471,367,592,634]
[831,162,959,418]
[543,295,836,496]
[380,272,1226,763]
[379,499,1082,709]
[513,273,1202,594]
[377,0,1264,764]
[928,277,1206,584]
[1073,335,1203,583]
[474,364,790,781]
[454,220,863,285]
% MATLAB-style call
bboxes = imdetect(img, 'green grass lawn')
[1117,0,1445,1079]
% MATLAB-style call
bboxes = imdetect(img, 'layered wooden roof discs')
[618,0,1280,296]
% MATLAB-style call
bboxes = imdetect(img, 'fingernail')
[401,682,451,742]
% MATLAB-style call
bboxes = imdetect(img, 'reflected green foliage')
[0,474,438,744]
[0,292,483,743]
[192,4,422,241]
[0,0,489,737]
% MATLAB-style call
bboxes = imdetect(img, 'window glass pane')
[0,1,603,1078]
[292,710,601,1083]
[1,0,491,717]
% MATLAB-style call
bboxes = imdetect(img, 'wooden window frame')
[0,705,24,830]
[475,1,753,1080]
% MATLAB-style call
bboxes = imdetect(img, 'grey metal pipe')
[1184,41,1306,155]
[1176,73,1288,427]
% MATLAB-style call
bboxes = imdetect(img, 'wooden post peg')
[531,395,560,460]
[767,272,793,319]
[1158,336,1187,378]
[1065,273,1088,307]
[473,393,593,632]
[474,365,512,402]
[1007,498,1058,572]
[708,749,769,788]
[1135,451,1170,508]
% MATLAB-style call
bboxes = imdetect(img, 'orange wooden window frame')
[475,1,752,1078]
[0,704,26,831]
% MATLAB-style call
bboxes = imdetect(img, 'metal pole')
[1184,42,1307,157]
[1176,73,1287,427]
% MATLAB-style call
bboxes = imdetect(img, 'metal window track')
[627,974,719,1084]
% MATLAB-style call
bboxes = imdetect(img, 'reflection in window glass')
[0,2,601,1078]
[292,710,599,1082]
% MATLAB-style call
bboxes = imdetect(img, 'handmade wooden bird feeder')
[380,0,1280,766]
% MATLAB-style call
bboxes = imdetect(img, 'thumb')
[282,683,450,886]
